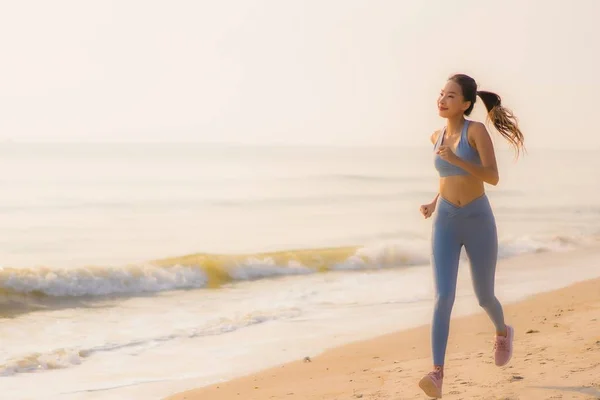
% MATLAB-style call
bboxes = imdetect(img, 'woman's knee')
[477,294,497,309]
[434,292,456,313]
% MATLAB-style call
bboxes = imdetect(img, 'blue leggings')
[431,194,506,366]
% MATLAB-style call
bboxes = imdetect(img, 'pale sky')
[1,0,599,148]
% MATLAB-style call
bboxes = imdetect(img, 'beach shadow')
[529,385,600,397]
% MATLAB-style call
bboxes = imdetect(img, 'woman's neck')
[446,116,466,137]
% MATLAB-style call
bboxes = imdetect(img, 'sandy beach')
[165,275,600,399]
[5,2,600,399]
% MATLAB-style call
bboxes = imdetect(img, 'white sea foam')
[0,307,302,376]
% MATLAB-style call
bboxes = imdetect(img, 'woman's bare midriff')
[439,175,485,207]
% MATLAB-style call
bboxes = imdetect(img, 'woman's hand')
[436,145,459,165]
[419,201,436,219]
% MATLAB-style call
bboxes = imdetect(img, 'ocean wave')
[211,192,416,207]
[0,191,421,212]
[0,244,427,301]
[0,307,301,376]
[331,174,419,182]
[0,233,596,305]
[495,205,600,215]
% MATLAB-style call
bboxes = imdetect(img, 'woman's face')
[437,80,470,118]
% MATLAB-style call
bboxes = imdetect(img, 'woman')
[418,74,525,398]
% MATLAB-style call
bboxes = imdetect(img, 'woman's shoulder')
[466,120,488,136]
[430,129,442,145]
[466,120,491,145]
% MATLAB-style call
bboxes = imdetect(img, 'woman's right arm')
[429,130,440,204]
[420,131,441,218]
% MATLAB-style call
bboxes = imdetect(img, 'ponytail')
[476,90,525,157]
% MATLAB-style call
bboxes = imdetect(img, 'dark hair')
[449,74,525,157]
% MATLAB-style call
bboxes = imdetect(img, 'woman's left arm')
[437,122,500,185]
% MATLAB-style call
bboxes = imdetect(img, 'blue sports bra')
[433,120,481,177]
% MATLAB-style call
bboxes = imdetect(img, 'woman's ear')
[462,100,471,113]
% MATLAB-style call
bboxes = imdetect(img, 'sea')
[1,142,599,400]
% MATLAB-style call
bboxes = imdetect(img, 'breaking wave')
[1,233,596,304]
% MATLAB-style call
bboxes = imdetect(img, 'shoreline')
[164,274,600,399]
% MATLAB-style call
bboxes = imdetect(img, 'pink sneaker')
[418,369,443,398]
[494,324,514,366]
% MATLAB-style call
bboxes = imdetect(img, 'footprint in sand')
[509,375,524,382]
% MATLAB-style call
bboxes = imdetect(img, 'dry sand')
[164,277,600,399]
